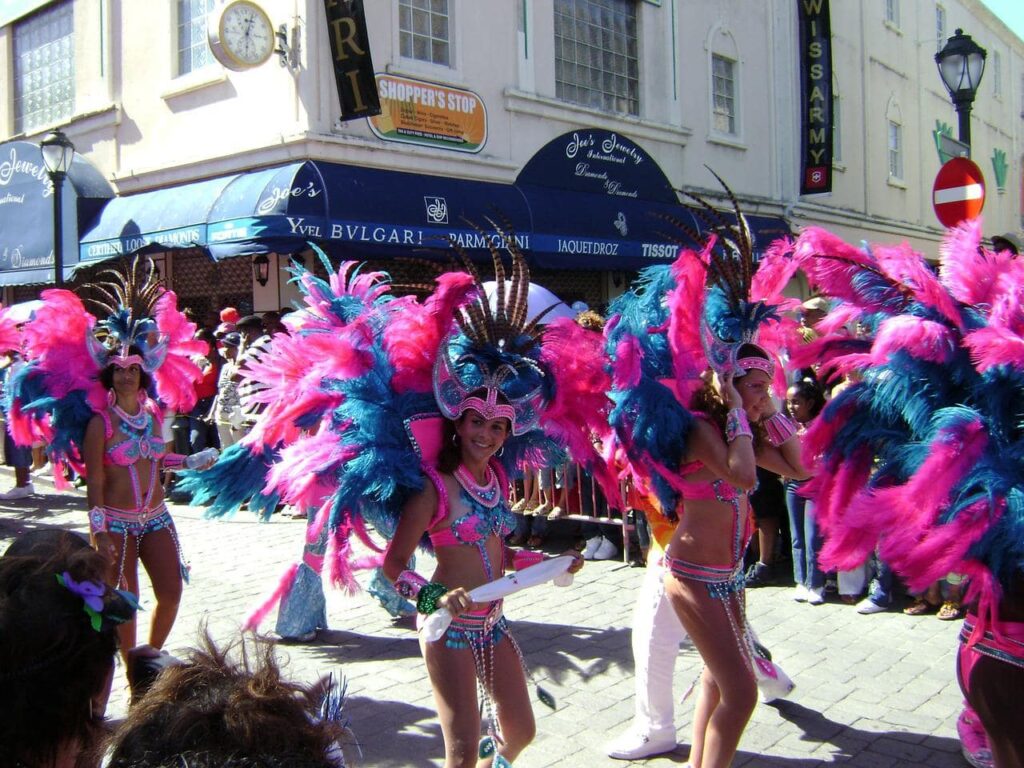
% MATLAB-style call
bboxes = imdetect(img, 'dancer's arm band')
[395,569,428,600]
[416,583,448,615]
[725,408,753,442]
[162,453,187,470]
[763,413,799,446]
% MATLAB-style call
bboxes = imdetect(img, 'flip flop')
[937,601,963,620]
[903,597,940,615]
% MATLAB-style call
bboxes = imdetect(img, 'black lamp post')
[935,28,987,155]
[39,129,76,287]
[252,253,271,286]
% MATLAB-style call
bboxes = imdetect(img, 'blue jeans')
[786,480,824,590]
[866,552,894,606]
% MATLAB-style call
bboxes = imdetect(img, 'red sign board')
[932,157,986,228]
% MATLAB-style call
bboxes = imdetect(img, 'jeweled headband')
[455,387,517,425]
[110,353,144,369]
[737,352,774,378]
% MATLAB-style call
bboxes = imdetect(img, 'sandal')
[937,601,963,621]
[903,597,940,616]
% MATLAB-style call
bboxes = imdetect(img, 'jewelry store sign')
[368,74,486,153]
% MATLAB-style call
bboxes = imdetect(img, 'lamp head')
[935,28,987,102]
[252,253,271,286]
[39,129,76,177]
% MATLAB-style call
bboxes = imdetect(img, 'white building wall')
[1,0,1022,275]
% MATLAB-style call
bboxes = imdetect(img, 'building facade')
[0,0,1021,315]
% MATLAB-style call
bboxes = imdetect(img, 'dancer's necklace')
[454,464,500,508]
[112,402,148,431]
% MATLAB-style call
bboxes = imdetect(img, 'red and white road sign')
[932,157,986,228]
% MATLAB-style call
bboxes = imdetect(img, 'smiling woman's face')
[456,410,510,463]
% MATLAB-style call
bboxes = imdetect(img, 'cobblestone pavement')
[0,471,967,768]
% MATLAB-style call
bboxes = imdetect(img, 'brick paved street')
[0,470,968,768]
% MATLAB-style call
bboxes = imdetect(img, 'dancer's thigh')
[665,575,756,702]
[422,637,482,766]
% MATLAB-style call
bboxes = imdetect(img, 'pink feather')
[667,244,710,378]
[751,237,800,302]
[385,272,477,394]
[539,319,619,501]
[871,315,956,365]
[152,291,205,412]
[872,242,963,329]
[611,336,642,389]
[243,563,299,631]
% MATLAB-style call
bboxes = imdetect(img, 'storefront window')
[13,1,74,134]
[177,0,216,76]
[399,0,450,66]
[554,0,639,116]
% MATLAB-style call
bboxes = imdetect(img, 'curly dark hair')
[106,631,352,768]
[98,345,154,391]
[0,530,125,768]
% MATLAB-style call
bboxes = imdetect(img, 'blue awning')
[0,140,113,285]
[78,174,238,263]
[518,184,694,270]
[80,160,534,265]
[77,158,789,272]
[204,161,534,261]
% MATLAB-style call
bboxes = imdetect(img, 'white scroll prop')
[421,555,576,643]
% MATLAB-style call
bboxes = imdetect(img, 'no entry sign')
[933,157,986,228]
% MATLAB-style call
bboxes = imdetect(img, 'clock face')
[209,1,274,70]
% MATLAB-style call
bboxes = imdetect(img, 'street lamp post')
[935,28,987,155]
[39,129,76,287]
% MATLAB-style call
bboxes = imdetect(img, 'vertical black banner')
[323,0,381,121]
[798,0,833,194]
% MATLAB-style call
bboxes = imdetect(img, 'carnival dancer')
[766,219,1024,768]
[5,256,213,663]
[606,179,807,768]
[180,237,614,766]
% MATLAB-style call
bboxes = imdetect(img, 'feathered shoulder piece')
[772,218,1023,619]
[606,172,793,516]
[6,255,204,482]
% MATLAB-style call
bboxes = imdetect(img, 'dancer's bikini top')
[428,460,515,547]
[677,459,740,502]
[102,406,166,467]
[677,413,743,502]
[429,491,516,547]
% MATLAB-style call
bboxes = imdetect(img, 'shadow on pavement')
[301,627,423,664]
[768,700,963,765]
[0,494,89,546]
[341,694,442,768]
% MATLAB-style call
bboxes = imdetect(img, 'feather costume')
[180,236,614,627]
[5,256,204,484]
[766,219,1024,623]
[606,178,794,517]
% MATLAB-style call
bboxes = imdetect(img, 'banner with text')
[323,0,381,121]
[798,0,833,194]
[369,74,487,153]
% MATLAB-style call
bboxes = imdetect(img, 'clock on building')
[207,1,275,71]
